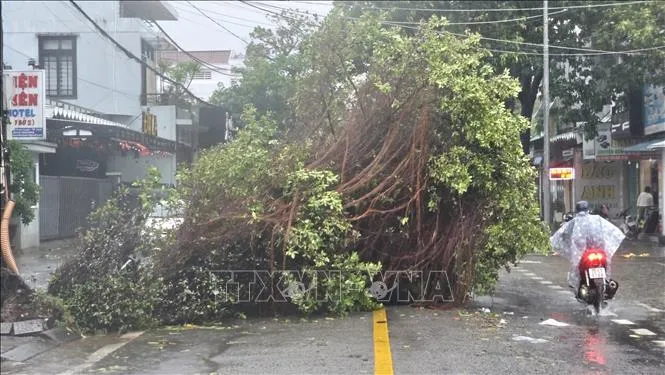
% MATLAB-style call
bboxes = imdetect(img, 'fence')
[39,176,114,240]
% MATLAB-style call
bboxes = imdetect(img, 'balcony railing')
[141,93,177,106]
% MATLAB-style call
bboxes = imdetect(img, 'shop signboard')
[576,161,621,211]
[3,70,46,141]
[550,167,575,181]
[594,123,612,157]
[644,84,665,136]
[583,134,596,160]
[592,123,644,160]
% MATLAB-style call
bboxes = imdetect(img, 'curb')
[1,327,81,363]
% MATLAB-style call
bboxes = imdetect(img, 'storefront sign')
[644,84,665,136]
[76,159,100,172]
[583,135,596,160]
[594,124,612,156]
[142,111,158,137]
[593,123,643,160]
[550,167,575,180]
[4,70,46,140]
[562,148,574,160]
[576,161,621,210]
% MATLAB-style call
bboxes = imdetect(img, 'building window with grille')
[192,69,212,80]
[38,35,77,98]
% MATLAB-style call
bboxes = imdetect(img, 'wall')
[17,152,41,249]
[2,0,152,117]
[147,105,176,141]
[108,153,176,186]
[189,67,233,102]
[185,57,244,101]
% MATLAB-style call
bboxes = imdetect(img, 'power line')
[380,21,665,55]
[50,1,143,82]
[362,0,653,13]
[186,1,249,45]
[170,3,276,28]
[150,21,238,77]
[244,1,664,56]
[482,45,665,57]
[67,0,215,107]
[242,1,325,19]
[4,44,142,98]
[358,8,568,26]
[239,1,312,23]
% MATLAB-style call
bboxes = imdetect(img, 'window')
[38,35,77,98]
[192,70,212,80]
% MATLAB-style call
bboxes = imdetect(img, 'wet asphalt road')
[2,241,663,374]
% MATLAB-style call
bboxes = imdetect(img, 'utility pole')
[1,0,10,207]
[542,0,551,228]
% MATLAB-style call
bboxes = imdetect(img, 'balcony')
[141,93,193,126]
[119,0,178,21]
[141,93,177,106]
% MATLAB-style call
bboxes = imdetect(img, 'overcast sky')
[158,1,334,57]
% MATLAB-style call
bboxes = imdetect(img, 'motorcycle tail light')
[586,252,604,262]
[580,249,607,269]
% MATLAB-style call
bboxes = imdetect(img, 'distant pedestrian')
[599,204,610,219]
[637,186,654,221]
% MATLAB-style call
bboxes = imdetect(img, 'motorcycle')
[640,207,660,234]
[576,247,619,314]
[618,208,639,239]
[552,205,624,315]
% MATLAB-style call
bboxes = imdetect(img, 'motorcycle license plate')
[588,267,606,279]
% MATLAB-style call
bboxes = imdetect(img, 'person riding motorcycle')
[551,201,623,301]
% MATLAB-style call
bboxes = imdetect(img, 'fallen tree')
[48,14,549,330]
[156,14,549,313]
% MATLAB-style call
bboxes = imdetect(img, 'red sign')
[549,167,575,180]
[4,70,45,140]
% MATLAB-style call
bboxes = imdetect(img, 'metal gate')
[39,176,114,240]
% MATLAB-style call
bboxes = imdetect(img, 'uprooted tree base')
[1,267,65,324]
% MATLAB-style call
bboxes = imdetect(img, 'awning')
[550,131,580,143]
[647,140,665,150]
[47,119,178,153]
[624,137,665,153]
[45,104,127,127]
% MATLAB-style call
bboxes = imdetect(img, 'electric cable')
[151,21,238,77]
[354,0,654,13]
[186,1,249,45]
[68,0,216,107]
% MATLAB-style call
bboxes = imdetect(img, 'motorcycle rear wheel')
[593,279,604,314]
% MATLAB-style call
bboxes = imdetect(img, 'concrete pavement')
[1,241,663,374]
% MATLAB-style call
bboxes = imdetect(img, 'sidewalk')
[1,239,82,365]
[14,238,80,291]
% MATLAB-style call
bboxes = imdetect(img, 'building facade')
[536,84,665,239]
[2,0,196,248]
[157,49,243,102]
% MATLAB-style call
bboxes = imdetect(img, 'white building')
[2,0,194,248]
[157,50,243,102]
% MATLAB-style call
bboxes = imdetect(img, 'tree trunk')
[518,70,544,155]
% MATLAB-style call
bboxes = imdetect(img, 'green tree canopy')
[209,10,320,136]
[337,0,665,148]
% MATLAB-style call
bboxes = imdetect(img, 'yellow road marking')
[373,308,394,375]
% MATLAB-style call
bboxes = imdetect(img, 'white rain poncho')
[550,212,625,290]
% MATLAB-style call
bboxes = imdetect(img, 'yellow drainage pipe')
[1,200,19,274]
